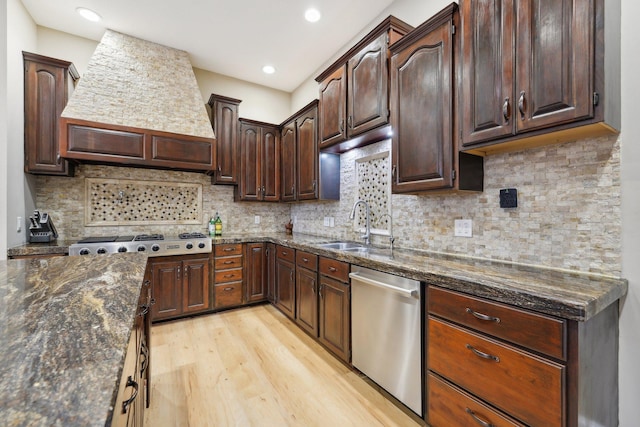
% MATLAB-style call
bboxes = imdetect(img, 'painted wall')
[193,68,291,124]
[36,26,97,75]
[5,0,37,249]
[619,0,640,424]
[0,0,8,259]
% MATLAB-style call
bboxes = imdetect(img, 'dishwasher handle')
[349,272,419,299]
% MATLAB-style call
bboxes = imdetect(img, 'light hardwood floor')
[144,304,423,427]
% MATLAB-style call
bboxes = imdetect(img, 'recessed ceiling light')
[262,65,275,74]
[304,8,321,23]
[76,7,102,22]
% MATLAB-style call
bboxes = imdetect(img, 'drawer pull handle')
[466,344,500,362]
[223,260,234,265]
[223,287,234,292]
[466,308,500,323]
[465,408,494,427]
[223,247,235,252]
[223,274,235,278]
[281,251,288,256]
[122,376,138,414]
[302,257,309,262]
[328,266,337,272]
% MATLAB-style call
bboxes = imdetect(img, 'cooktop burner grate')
[179,232,207,239]
[134,234,164,241]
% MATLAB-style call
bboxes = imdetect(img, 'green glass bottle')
[214,212,222,236]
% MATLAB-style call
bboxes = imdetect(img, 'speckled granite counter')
[0,253,148,426]
[212,233,628,321]
[7,240,73,258]
[9,233,627,321]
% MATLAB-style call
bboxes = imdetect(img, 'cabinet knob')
[347,115,353,129]
[56,153,62,164]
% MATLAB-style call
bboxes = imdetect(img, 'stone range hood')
[59,30,216,172]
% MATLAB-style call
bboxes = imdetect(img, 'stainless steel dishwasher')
[349,265,422,416]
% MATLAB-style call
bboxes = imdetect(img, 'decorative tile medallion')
[85,178,202,226]
[355,151,391,234]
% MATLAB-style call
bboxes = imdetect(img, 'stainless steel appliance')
[349,266,423,416]
[69,232,212,256]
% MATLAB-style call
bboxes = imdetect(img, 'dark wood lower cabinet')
[149,254,210,322]
[245,243,268,303]
[266,243,276,303]
[318,260,351,364]
[296,266,318,336]
[275,246,296,319]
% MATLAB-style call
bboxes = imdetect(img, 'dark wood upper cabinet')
[23,52,79,176]
[236,118,280,202]
[390,4,483,193]
[460,0,619,153]
[316,16,413,153]
[207,94,241,184]
[280,122,296,202]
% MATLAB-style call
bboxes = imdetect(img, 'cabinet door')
[515,0,594,132]
[296,106,319,200]
[245,243,268,302]
[182,257,210,314]
[347,33,389,137]
[261,126,281,202]
[460,0,515,145]
[275,259,296,319]
[391,19,454,193]
[23,54,74,176]
[210,96,240,184]
[238,121,261,201]
[319,276,350,363]
[280,122,296,202]
[296,267,319,336]
[318,66,347,148]
[150,260,182,321]
[266,243,276,303]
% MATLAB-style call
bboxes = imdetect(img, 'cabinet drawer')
[214,282,243,308]
[214,244,242,257]
[428,373,525,427]
[428,286,566,360]
[296,251,318,271]
[214,255,243,270]
[214,268,243,283]
[429,317,564,427]
[319,257,349,282]
[276,245,295,263]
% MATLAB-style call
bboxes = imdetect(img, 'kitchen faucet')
[376,213,395,251]
[349,200,371,245]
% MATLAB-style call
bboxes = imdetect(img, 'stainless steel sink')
[317,241,367,250]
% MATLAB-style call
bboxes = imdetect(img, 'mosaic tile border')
[85,178,202,226]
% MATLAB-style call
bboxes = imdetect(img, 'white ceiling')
[21,0,396,92]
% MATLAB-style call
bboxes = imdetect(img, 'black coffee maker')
[28,210,58,243]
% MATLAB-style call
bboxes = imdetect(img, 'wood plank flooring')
[145,304,422,426]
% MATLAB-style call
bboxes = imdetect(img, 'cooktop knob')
[79,248,90,255]
[117,246,128,253]
[198,242,205,249]
[186,243,193,249]
[151,244,160,252]
[97,247,107,254]
[137,245,146,252]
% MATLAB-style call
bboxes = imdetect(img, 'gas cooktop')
[69,233,211,256]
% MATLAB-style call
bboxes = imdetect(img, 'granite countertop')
[0,253,148,426]
[9,232,627,321]
[7,240,73,258]
[212,233,628,321]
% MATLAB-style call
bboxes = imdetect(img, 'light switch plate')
[454,219,473,237]
[254,215,260,224]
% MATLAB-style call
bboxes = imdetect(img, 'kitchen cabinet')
[266,243,276,303]
[274,245,296,320]
[213,243,244,309]
[316,16,413,153]
[427,285,619,427]
[318,257,350,363]
[389,4,483,193]
[295,251,319,336]
[237,119,280,202]
[280,100,341,201]
[459,0,619,154]
[245,242,268,303]
[23,52,79,176]
[207,94,241,184]
[149,254,210,321]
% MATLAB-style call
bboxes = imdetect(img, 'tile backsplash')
[291,133,621,276]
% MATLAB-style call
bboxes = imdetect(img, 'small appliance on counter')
[28,210,58,243]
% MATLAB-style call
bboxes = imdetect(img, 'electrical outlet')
[254,215,260,224]
[454,219,473,237]
[323,217,329,227]
[329,217,335,227]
